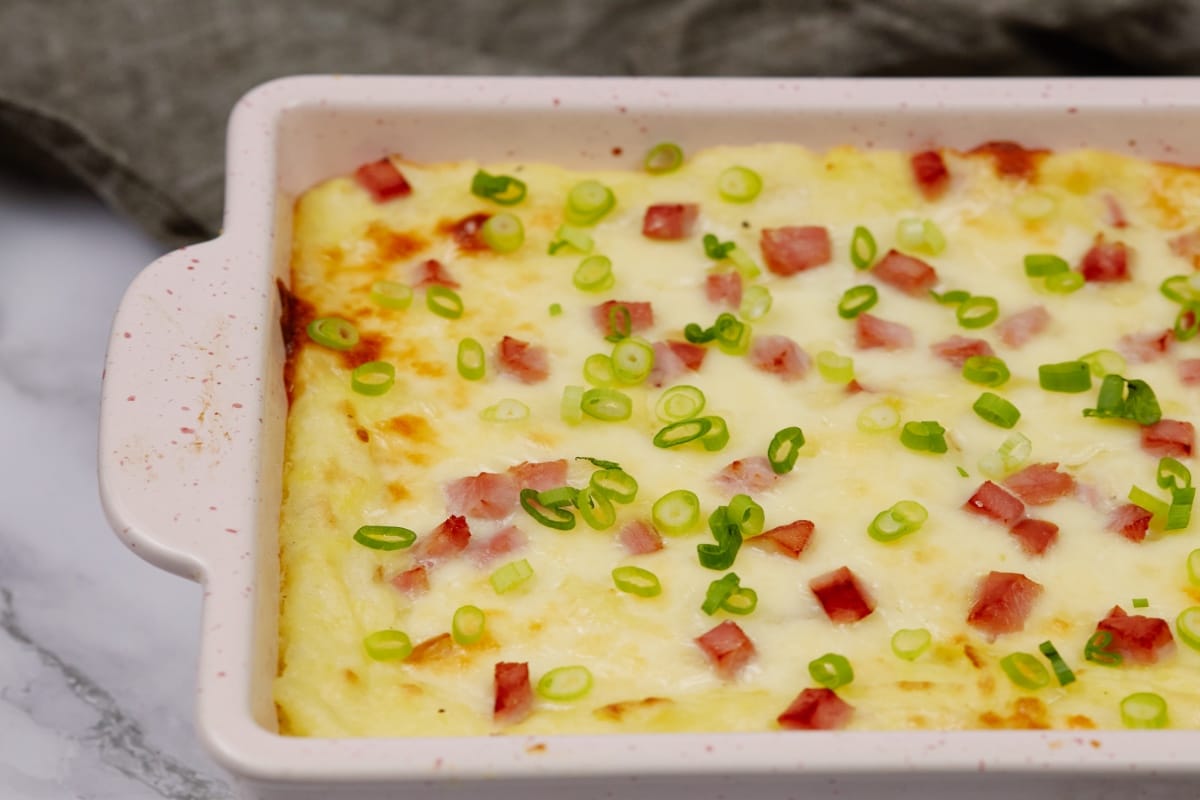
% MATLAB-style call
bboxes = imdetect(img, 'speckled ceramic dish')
[99,76,1200,800]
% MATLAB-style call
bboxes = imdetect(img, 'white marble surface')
[0,175,232,799]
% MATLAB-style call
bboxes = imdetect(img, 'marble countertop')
[0,175,232,799]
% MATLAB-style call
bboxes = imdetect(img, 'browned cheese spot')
[593,697,674,722]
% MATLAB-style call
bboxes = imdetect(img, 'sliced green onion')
[1174,306,1200,341]
[565,180,616,226]
[451,605,486,645]
[1129,484,1169,522]
[575,486,616,530]
[957,466,969,478]
[702,573,742,615]
[727,494,765,537]
[548,223,594,255]
[1013,191,1058,221]
[726,245,762,279]
[652,489,700,535]
[697,506,743,570]
[738,284,772,321]
[1175,606,1200,651]
[583,353,617,387]
[520,487,576,531]
[922,219,947,255]
[470,169,527,205]
[307,317,359,350]
[605,304,633,343]
[611,337,655,384]
[456,338,486,380]
[1121,692,1168,729]
[1024,254,1069,277]
[962,355,1010,387]
[644,142,684,174]
[808,653,855,690]
[353,525,416,551]
[713,312,751,355]
[369,280,413,310]
[837,285,879,319]
[767,426,806,474]
[956,296,999,329]
[1084,374,1126,419]
[1188,548,1200,585]
[979,431,1033,479]
[891,628,932,661]
[363,630,412,661]
[850,225,877,270]
[703,234,736,261]
[480,212,525,253]
[549,302,563,316]
[426,285,464,319]
[811,352,852,385]
[896,217,926,251]
[573,255,615,292]
[900,420,948,454]
[999,652,1050,690]
[1038,640,1076,687]
[1080,349,1126,378]
[581,387,632,421]
[1083,375,1161,425]
[1038,361,1092,393]
[480,398,529,422]
[973,392,1021,429]
[653,417,712,448]
[717,166,762,202]
[589,469,638,504]
[561,384,585,424]
[701,415,730,452]
[1132,597,1150,609]
[1045,271,1084,294]
[1166,486,1195,531]
[1161,273,1200,305]
[722,586,758,615]
[1084,630,1123,667]
[932,289,970,306]
[612,565,661,597]
[351,360,395,396]
[868,500,928,542]
[537,486,579,508]
[537,665,593,701]
[684,322,715,344]
[490,558,534,593]
[656,385,706,422]
[857,402,900,433]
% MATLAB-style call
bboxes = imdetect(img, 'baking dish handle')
[98,238,260,581]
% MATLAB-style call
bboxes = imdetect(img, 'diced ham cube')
[508,459,569,491]
[1008,518,1059,556]
[496,336,550,384]
[760,226,833,276]
[963,481,1026,528]
[446,212,491,251]
[996,306,1051,348]
[1080,238,1131,283]
[809,566,875,624]
[872,249,939,297]
[966,571,1043,637]
[470,525,528,567]
[592,301,654,338]
[753,520,815,559]
[412,515,472,563]
[648,341,687,388]
[1141,419,1195,458]
[354,158,412,202]
[1179,358,1200,386]
[1095,606,1175,665]
[777,687,855,730]
[911,150,950,201]
[1119,329,1173,364]
[855,313,914,351]
[1003,463,1076,506]
[667,340,707,371]
[930,335,995,368]
[390,565,429,596]
[412,259,459,289]
[493,662,534,725]
[1107,503,1154,543]
[695,620,756,679]
[714,456,780,495]
[618,519,663,555]
[643,203,699,240]
[749,335,810,381]
[445,472,520,520]
[968,141,1041,180]
[706,271,743,308]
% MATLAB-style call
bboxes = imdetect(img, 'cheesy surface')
[276,144,1200,737]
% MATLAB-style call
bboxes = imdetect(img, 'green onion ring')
[456,338,486,380]
[307,316,359,350]
[767,426,806,474]
[612,565,662,597]
[643,142,684,174]
[352,525,416,551]
[350,360,395,396]
[426,285,464,319]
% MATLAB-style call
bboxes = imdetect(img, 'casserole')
[99,76,1200,799]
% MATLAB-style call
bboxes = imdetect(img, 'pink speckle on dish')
[123,331,132,338]
[126,395,136,402]
[180,427,195,434]
[225,528,238,534]
[232,402,243,408]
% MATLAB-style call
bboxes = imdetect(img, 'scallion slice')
[589,468,638,504]
[1121,692,1169,729]
[767,426,806,474]
[848,225,877,270]
[738,284,773,321]
[583,353,617,387]
[808,653,854,690]
[891,628,932,661]
[490,558,534,593]
[697,506,743,570]
[962,355,1010,387]
[701,415,730,451]
[653,417,713,448]
[537,665,594,701]
[480,398,529,422]
[922,219,947,254]
[655,385,706,422]
[1129,485,1168,521]
[353,525,416,551]
[1024,254,1069,277]
[932,289,970,306]
[351,360,396,396]
[652,489,700,535]
[451,605,486,645]
[973,392,1021,429]
[721,586,758,615]
[480,212,525,253]
[727,493,765,537]
[1175,606,1200,651]
[999,652,1050,690]
[1161,273,1200,305]
[470,169,527,205]
[857,402,900,433]
[611,337,655,384]
[1190,549,1200,585]
[363,629,413,661]
[573,255,615,292]
[307,316,359,350]
[426,285,464,319]
[816,350,855,384]
[726,245,762,279]
[1037,640,1076,686]
[605,304,633,343]
[565,180,616,226]
[703,234,736,261]
[549,303,563,316]
[575,486,616,530]
[1166,486,1195,531]
[612,565,662,597]
[561,384,585,424]
[717,166,762,202]
[900,420,948,454]
[837,284,879,319]
[369,280,413,310]
[702,573,741,615]
[868,500,928,542]
[1132,597,1150,609]
[1045,271,1084,294]
[896,217,926,251]
[644,142,684,174]
[548,223,594,255]
[581,387,633,421]
[520,487,576,531]
[978,431,1032,479]
[537,486,580,508]
[1084,630,1122,666]
[713,312,751,355]
[1174,306,1200,341]
[456,338,486,381]
[1038,361,1092,393]
[956,296,999,329]
[1080,349,1126,378]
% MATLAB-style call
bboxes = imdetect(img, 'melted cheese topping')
[276,145,1200,737]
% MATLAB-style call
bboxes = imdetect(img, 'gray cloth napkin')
[2,0,1197,247]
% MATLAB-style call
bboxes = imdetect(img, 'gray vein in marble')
[0,587,232,799]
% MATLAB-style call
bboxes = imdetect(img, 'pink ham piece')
[496,336,549,384]
[930,335,994,368]
[855,313,914,351]
[1095,606,1175,665]
[618,519,664,555]
[715,456,780,495]
[749,335,810,381]
[648,341,687,388]
[695,620,756,679]
[469,525,527,567]
[996,306,1050,348]
[592,300,654,338]
[1080,238,1131,282]
[753,520,815,559]
[963,481,1026,527]
[1003,463,1076,506]
[966,571,1043,637]
[1107,503,1154,543]
[809,566,875,624]
[493,662,534,726]
[668,340,707,371]
[1008,518,1059,556]
[508,459,568,492]
[911,150,950,201]
[777,688,855,730]
[1141,419,1195,458]
[412,515,472,563]
[872,249,939,297]
[760,226,833,276]
[445,472,519,520]
[643,203,699,240]
[412,259,459,288]
[1119,329,1173,364]
[447,212,490,252]
[354,158,412,202]
[391,565,429,596]
[1179,358,1200,386]
[706,271,743,308]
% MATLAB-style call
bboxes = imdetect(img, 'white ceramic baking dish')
[99,76,1200,800]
